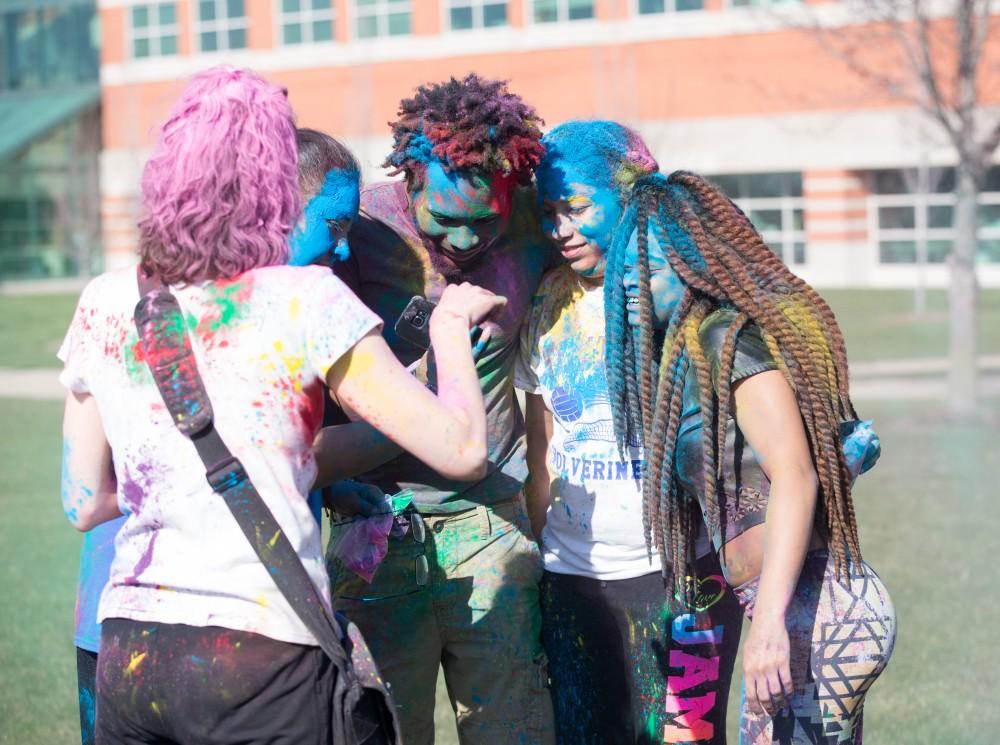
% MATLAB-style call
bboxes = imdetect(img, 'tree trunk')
[948,161,979,417]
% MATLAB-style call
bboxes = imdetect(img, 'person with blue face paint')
[290,128,362,267]
[605,171,894,745]
[289,128,397,525]
[517,120,745,745]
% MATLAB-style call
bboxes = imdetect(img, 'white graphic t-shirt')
[515,265,660,580]
[59,265,381,645]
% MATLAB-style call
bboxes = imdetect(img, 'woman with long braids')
[518,122,744,745]
[604,170,895,744]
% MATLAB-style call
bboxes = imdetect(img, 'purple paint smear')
[125,531,159,586]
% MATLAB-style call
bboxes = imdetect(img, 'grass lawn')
[0,294,79,369]
[2,397,996,744]
[3,288,998,369]
[0,400,79,744]
[820,288,1000,362]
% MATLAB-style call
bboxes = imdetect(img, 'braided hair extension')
[636,190,658,448]
[605,198,643,456]
[683,303,721,545]
[715,312,749,479]
[679,176,856,421]
[669,186,858,575]
[605,171,863,584]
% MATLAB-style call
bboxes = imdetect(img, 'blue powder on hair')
[538,120,658,202]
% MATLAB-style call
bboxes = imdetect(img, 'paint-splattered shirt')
[58,265,381,645]
[515,266,659,580]
[336,181,553,513]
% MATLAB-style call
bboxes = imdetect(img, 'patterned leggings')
[734,550,896,745]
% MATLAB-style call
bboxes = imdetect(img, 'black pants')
[78,647,99,745]
[96,618,334,745]
[541,553,743,745]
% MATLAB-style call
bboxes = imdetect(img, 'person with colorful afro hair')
[326,73,558,745]
[517,120,744,744]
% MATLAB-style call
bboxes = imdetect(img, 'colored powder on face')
[411,160,514,261]
[622,227,685,330]
[290,167,361,266]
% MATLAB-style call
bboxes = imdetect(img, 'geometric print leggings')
[734,550,896,744]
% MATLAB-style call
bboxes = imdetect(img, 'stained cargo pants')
[327,496,555,745]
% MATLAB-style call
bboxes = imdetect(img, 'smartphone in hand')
[394,296,436,350]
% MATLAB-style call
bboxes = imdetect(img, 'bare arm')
[62,392,121,531]
[312,422,401,489]
[326,283,502,482]
[732,369,818,716]
[313,330,492,489]
[524,392,553,542]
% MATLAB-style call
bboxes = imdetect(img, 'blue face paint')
[537,161,623,278]
[622,224,686,329]
[536,135,633,279]
[289,167,360,266]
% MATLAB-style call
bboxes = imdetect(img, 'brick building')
[96,0,1000,286]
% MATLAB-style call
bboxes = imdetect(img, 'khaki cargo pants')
[327,496,555,745]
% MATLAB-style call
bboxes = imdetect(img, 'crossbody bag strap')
[133,267,351,672]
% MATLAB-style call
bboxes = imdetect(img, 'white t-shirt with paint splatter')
[515,265,660,580]
[59,265,381,645]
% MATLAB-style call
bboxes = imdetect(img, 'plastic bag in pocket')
[330,491,414,583]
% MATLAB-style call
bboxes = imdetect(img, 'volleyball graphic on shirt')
[550,384,620,452]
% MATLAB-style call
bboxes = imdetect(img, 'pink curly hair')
[137,66,300,284]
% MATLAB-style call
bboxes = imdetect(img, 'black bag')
[133,267,401,745]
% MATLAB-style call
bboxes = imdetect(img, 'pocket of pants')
[330,533,427,603]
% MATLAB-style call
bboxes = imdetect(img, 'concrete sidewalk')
[851,355,1000,378]
[0,368,63,400]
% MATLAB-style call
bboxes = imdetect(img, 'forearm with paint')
[61,393,121,531]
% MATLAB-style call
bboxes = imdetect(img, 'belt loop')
[477,505,491,539]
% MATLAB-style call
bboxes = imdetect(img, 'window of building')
[710,172,807,265]
[869,167,1000,264]
[637,0,702,14]
[354,0,411,37]
[1,4,99,91]
[447,0,507,30]
[0,112,101,281]
[196,0,248,52]
[129,3,180,58]
[279,0,334,44]
[532,0,594,24]
[728,0,799,7]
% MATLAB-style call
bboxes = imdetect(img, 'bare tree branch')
[977,115,1000,178]
[967,0,992,77]
[913,0,964,135]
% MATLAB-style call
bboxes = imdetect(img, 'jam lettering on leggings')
[663,585,725,744]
